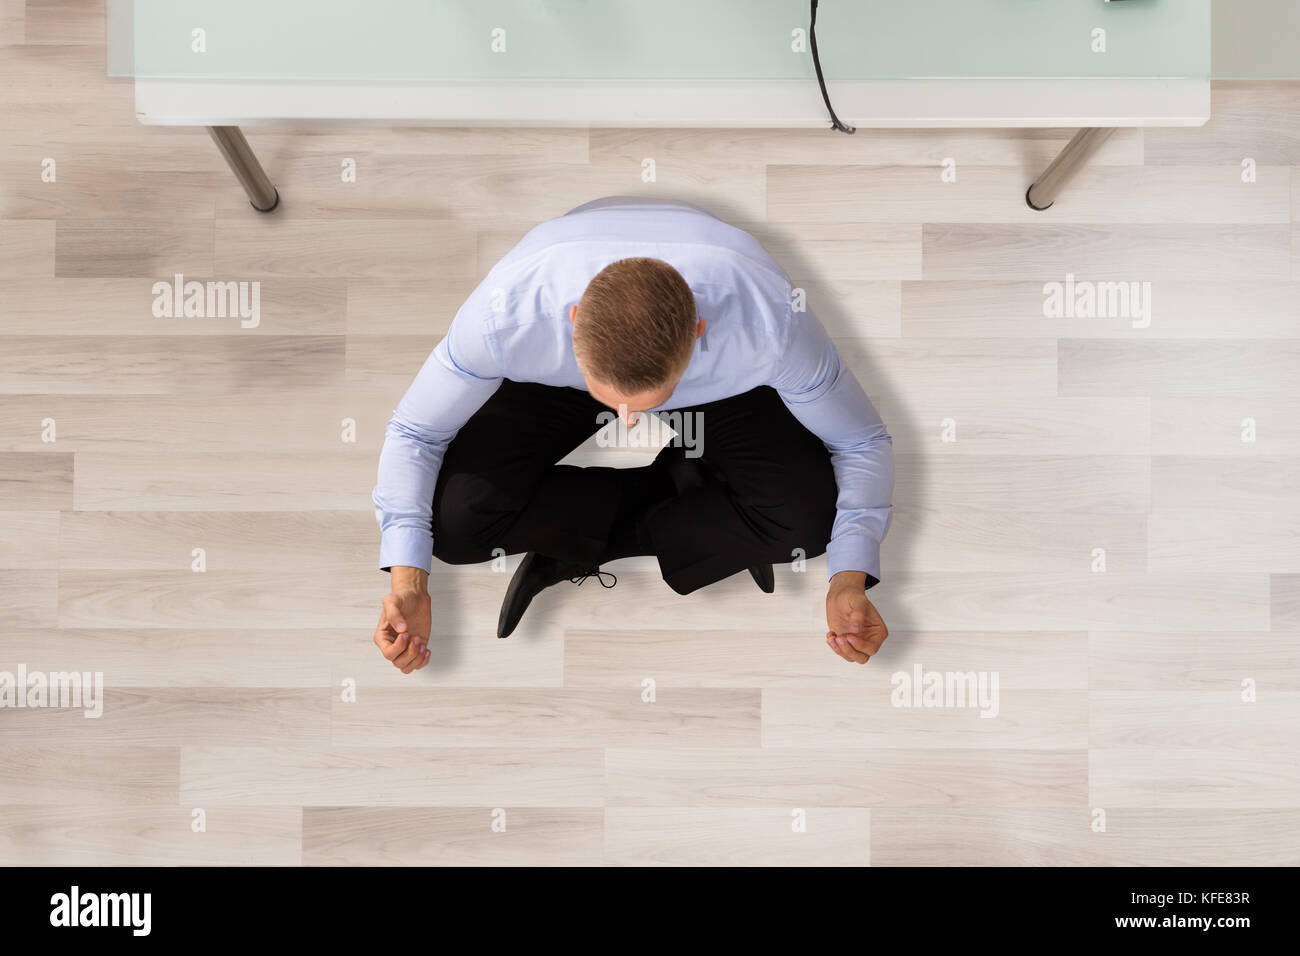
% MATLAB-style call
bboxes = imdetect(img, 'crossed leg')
[430,381,838,593]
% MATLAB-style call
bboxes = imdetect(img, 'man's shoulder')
[514,202,784,272]
[455,201,795,346]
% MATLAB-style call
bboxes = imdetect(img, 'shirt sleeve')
[372,309,504,573]
[768,303,894,587]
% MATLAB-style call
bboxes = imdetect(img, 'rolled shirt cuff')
[379,525,434,574]
[825,534,882,589]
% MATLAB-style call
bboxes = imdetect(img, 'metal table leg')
[206,126,280,213]
[1026,127,1117,211]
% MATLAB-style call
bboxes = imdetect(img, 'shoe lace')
[569,569,618,589]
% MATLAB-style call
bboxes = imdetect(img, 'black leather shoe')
[661,448,775,595]
[748,563,775,593]
[497,552,617,639]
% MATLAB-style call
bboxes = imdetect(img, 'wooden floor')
[2,3,1299,866]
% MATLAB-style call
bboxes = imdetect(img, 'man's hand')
[374,567,432,674]
[825,570,888,664]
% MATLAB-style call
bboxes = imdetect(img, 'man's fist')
[374,569,432,674]
[825,570,888,664]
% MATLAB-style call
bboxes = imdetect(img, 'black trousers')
[430,381,837,595]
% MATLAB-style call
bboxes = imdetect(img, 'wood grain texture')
[768,164,1291,225]
[302,807,604,866]
[922,224,1292,280]
[1145,82,1300,165]
[0,3,1295,865]
[602,808,871,867]
[0,220,54,276]
[870,808,1300,865]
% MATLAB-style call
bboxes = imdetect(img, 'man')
[371,196,894,672]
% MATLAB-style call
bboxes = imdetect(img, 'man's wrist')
[391,566,428,594]
[830,570,869,591]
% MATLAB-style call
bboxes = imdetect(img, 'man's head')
[570,257,705,422]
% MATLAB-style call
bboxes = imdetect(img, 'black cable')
[810,0,856,134]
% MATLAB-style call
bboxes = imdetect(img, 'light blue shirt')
[373,198,894,583]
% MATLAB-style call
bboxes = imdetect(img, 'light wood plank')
[0,220,54,276]
[1145,82,1300,165]
[0,389,397,453]
[770,164,1290,224]
[0,688,331,746]
[330,688,761,748]
[303,807,604,866]
[0,0,25,45]
[1090,691,1300,749]
[903,280,1300,339]
[892,454,1150,512]
[55,219,213,278]
[567,628,1087,688]
[750,222,922,280]
[603,808,871,867]
[0,278,347,335]
[1151,396,1300,455]
[837,337,1059,398]
[922,224,1291,280]
[1091,749,1300,808]
[1060,339,1300,396]
[213,219,477,279]
[1273,575,1300,628]
[604,748,1086,808]
[0,511,59,567]
[876,399,1151,454]
[0,625,563,688]
[1152,456,1300,511]
[1089,631,1300,691]
[180,747,605,807]
[592,126,1144,170]
[872,808,1300,865]
[0,570,57,625]
[0,336,343,395]
[0,806,301,866]
[1151,510,1300,573]
[0,452,72,508]
[0,747,178,805]
[762,688,1086,749]
[72,450,372,510]
[215,153,766,225]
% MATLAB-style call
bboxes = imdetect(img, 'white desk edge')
[135,77,1211,128]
